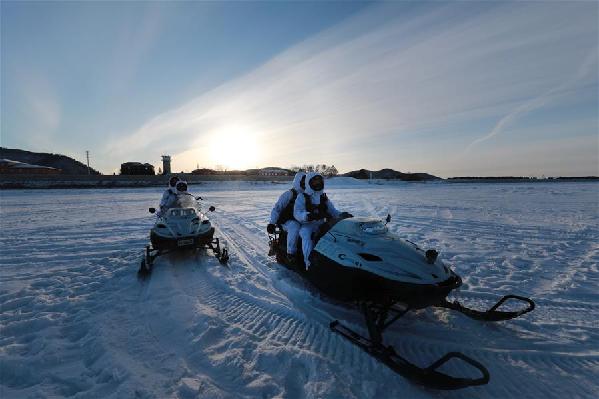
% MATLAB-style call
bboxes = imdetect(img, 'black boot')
[286,253,298,267]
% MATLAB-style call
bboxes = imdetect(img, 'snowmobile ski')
[436,295,535,321]
[330,320,490,390]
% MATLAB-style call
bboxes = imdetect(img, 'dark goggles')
[176,182,188,192]
[309,175,324,191]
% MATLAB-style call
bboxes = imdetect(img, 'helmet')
[309,174,324,192]
[169,176,180,187]
[175,181,188,192]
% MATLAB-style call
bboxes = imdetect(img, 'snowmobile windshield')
[359,221,387,235]
[170,194,197,209]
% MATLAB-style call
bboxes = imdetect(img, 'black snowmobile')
[138,194,229,276]
[268,215,535,390]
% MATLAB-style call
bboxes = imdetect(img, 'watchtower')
[161,155,171,175]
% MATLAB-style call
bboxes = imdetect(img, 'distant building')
[120,162,155,175]
[191,168,218,175]
[0,159,61,174]
[258,167,289,176]
[161,155,171,175]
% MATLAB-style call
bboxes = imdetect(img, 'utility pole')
[86,150,90,175]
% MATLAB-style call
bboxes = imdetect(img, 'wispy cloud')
[106,3,166,96]
[111,1,598,174]
[465,48,598,152]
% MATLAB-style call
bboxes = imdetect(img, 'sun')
[209,126,261,170]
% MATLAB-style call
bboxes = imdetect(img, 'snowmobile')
[268,215,535,390]
[138,194,229,276]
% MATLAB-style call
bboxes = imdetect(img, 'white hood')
[169,176,180,189]
[292,171,306,193]
[175,180,188,194]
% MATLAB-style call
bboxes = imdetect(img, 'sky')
[1,1,597,177]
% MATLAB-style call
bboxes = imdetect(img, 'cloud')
[111,1,598,174]
[103,3,167,96]
[465,48,599,152]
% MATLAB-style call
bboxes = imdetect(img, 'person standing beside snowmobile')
[267,171,306,264]
[294,172,346,270]
[158,176,180,217]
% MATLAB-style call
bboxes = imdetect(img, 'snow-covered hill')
[1,182,598,398]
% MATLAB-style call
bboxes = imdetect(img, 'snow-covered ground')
[1,180,598,398]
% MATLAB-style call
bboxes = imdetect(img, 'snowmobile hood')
[315,217,453,284]
[292,171,306,193]
[304,172,324,197]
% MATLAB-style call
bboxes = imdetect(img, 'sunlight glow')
[208,125,261,170]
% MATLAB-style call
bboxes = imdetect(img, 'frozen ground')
[1,180,598,398]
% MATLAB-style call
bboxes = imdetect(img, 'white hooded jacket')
[269,172,306,225]
[159,187,177,209]
[158,180,180,216]
[293,172,339,223]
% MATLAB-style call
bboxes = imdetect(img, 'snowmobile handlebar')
[148,205,214,214]
[192,196,215,212]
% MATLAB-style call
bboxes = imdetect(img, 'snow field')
[1,181,598,398]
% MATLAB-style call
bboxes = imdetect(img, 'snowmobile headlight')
[358,253,383,262]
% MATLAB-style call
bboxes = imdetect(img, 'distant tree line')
[289,164,339,177]
[185,164,340,177]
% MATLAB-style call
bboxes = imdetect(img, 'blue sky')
[1,1,597,177]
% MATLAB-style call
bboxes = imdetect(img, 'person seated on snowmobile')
[174,180,193,198]
[159,179,196,215]
[158,176,180,217]
[294,172,351,270]
[267,171,306,264]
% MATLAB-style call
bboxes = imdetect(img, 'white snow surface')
[1,181,598,398]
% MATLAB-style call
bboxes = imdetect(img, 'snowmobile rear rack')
[436,294,535,321]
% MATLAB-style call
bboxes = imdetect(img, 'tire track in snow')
[158,254,400,398]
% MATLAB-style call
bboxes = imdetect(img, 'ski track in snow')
[1,182,598,398]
